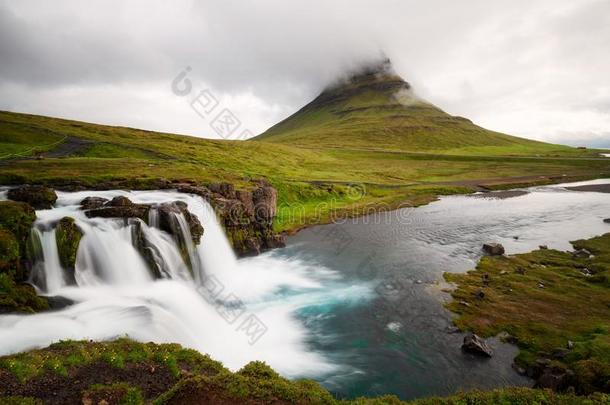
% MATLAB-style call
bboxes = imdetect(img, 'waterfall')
[28,227,66,293]
[0,189,343,379]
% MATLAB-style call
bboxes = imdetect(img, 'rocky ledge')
[16,177,286,257]
[83,196,204,245]
[7,185,57,209]
[174,179,286,257]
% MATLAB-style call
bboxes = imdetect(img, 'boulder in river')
[482,243,505,256]
[85,196,149,221]
[157,201,204,245]
[7,185,57,209]
[462,333,493,357]
[604,218,610,224]
[80,196,108,210]
[55,217,83,283]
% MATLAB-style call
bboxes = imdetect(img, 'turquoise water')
[268,180,610,400]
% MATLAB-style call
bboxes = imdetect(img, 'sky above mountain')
[0,0,609,147]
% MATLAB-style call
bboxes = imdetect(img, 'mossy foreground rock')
[0,273,48,314]
[0,229,19,274]
[7,185,57,210]
[55,217,82,281]
[0,200,46,313]
[445,233,610,394]
[0,339,607,405]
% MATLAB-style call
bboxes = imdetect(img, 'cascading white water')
[0,189,364,378]
[28,227,66,292]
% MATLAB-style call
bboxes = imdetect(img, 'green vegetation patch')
[83,383,144,405]
[0,201,36,250]
[0,338,224,383]
[1,339,609,404]
[444,233,610,393]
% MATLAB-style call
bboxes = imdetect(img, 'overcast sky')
[1,0,609,147]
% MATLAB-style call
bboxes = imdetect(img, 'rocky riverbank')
[4,178,286,257]
[444,233,610,395]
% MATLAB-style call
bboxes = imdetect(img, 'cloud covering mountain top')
[1,0,609,147]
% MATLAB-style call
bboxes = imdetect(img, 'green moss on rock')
[0,273,48,314]
[0,201,38,286]
[55,217,82,271]
[0,229,19,274]
[0,201,36,250]
[6,185,57,210]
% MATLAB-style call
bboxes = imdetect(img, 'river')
[0,179,609,400]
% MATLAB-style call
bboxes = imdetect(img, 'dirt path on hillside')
[43,136,95,157]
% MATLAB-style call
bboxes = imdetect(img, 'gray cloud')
[0,0,609,147]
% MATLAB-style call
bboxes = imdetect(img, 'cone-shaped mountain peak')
[254,58,553,154]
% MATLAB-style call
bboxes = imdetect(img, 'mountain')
[254,59,568,155]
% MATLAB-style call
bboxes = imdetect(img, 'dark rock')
[208,182,236,199]
[474,289,485,300]
[131,219,164,279]
[213,198,249,227]
[497,331,519,344]
[55,217,82,284]
[252,186,277,222]
[527,358,551,379]
[46,295,75,310]
[156,201,204,245]
[107,196,133,207]
[85,197,149,221]
[80,196,108,210]
[236,190,255,218]
[462,333,493,357]
[573,248,592,258]
[512,363,527,375]
[552,347,570,360]
[580,268,592,276]
[604,218,610,224]
[539,245,548,250]
[482,243,505,256]
[242,237,261,257]
[175,184,212,201]
[536,365,569,391]
[264,233,286,249]
[7,185,57,209]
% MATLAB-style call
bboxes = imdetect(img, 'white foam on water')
[0,189,366,379]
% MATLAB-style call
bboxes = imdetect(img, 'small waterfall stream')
[0,190,353,378]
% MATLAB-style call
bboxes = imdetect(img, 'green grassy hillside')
[1,109,610,232]
[254,60,585,157]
